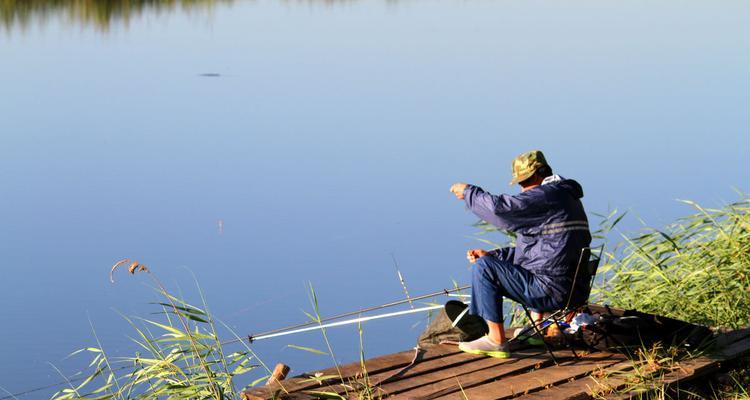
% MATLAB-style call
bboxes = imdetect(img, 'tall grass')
[596,196,750,329]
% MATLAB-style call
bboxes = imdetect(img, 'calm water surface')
[1,0,749,396]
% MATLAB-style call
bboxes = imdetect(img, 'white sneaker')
[458,336,511,358]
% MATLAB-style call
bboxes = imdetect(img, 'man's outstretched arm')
[451,182,501,221]
[450,182,542,231]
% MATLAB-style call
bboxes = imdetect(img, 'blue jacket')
[463,177,592,302]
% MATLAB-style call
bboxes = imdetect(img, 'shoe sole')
[459,348,511,358]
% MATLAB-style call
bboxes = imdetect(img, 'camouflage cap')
[509,150,549,185]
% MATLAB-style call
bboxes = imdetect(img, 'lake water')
[1,0,749,397]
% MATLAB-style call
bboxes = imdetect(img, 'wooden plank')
[437,351,627,400]
[511,360,637,400]
[509,376,602,400]
[390,349,590,399]
[287,326,515,386]
[304,347,547,398]
[301,343,460,380]
[308,350,500,398]
[243,344,461,398]
[369,350,505,385]
[243,329,519,398]
[377,348,548,396]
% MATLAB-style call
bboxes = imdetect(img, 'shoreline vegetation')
[25,195,750,399]
[599,196,750,330]
[594,195,750,398]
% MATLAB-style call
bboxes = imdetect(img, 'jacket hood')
[544,177,584,199]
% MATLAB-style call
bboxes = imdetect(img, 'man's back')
[463,175,592,283]
[512,177,591,277]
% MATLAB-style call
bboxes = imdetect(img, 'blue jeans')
[469,255,566,323]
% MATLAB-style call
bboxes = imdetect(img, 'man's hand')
[450,182,468,200]
[466,249,488,263]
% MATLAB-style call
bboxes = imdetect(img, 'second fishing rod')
[223,284,471,345]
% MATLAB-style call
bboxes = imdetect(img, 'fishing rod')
[247,303,449,342]
[222,284,471,345]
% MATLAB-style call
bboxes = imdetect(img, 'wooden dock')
[242,306,750,400]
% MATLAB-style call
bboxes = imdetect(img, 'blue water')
[1,0,749,397]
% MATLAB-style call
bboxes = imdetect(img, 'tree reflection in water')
[0,0,235,31]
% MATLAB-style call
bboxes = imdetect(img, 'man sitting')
[449,150,591,358]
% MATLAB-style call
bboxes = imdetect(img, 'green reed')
[596,196,750,329]
[50,262,261,400]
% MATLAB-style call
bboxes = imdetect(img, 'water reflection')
[0,0,235,31]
